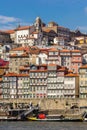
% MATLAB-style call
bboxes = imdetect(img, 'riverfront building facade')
[0,17,87,99]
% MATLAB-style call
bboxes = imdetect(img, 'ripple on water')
[0,121,87,130]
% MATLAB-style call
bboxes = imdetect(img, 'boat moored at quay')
[27,114,84,122]
[0,102,87,122]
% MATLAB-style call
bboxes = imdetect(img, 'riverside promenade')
[0,98,87,110]
[0,98,87,121]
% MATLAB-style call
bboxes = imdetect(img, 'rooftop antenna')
[18,21,21,28]
[16,20,21,28]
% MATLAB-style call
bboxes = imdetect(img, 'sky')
[0,0,87,33]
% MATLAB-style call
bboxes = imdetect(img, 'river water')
[0,121,87,130]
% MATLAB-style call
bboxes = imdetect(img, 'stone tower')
[34,17,42,31]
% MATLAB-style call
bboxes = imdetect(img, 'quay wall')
[0,98,87,110]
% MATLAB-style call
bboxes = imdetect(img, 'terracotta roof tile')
[17,74,29,77]
[72,50,81,53]
[40,48,50,51]
[42,27,52,33]
[57,67,67,71]
[43,29,51,33]
[0,30,10,34]
[48,63,56,66]
[32,31,39,34]
[10,53,28,57]
[16,26,32,31]
[68,70,73,73]
[72,61,82,63]
[40,51,48,54]
[65,73,79,77]
[0,78,2,82]
[4,73,29,77]
[49,48,58,52]
[30,69,47,72]
[58,68,65,71]
[0,66,9,69]
[11,47,25,51]
[10,53,17,56]
[5,30,15,34]
[60,49,70,52]
[37,64,47,66]
[21,53,28,56]
[79,65,87,69]
[30,46,40,54]
[19,66,30,70]
[4,72,18,77]
[0,69,5,75]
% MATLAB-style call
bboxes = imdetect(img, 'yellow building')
[79,65,87,98]
[75,37,87,44]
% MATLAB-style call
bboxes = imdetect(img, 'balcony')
[18,92,23,94]
[64,87,75,89]
[30,82,47,86]
[80,90,87,94]
[64,92,75,95]
[30,76,47,79]
[23,81,29,83]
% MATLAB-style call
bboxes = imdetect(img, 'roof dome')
[35,17,41,22]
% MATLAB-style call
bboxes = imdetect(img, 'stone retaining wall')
[0,98,87,110]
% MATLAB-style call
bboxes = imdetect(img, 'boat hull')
[27,117,83,122]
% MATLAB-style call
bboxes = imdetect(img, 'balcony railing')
[30,82,47,86]
[30,76,47,78]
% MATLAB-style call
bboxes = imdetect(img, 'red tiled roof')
[68,70,73,73]
[4,73,29,77]
[72,50,81,53]
[65,73,79,77]
[43,29,51,33]
[40,48,50,51]
[32,31,39,34]
[19,66,30,70]
[58,68,66,71]
[40,51,48,54]
[16,26,32,31]
[79,65,87,69]
[4,72,18,77]
[0,30,10,34]
[0,66,9,69]
[10,54,17,56]
[21,53,28,56]
[0,69,5,75]
[10,53,28,57]
[49,48,58,52]
[36,64,47,67]
[11,46,40,54]
[30,69,47,72]
[10,46,30,54]
[11,46,26,51]
[17,74,29,77]
[72,61,82,63]
[5,30,15,34]
[57,66,67,71]
[0,78,2,82]
[48,63,56,66]
[29,46,40,54]
[60,49,70,52]
[42,27,52,33]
